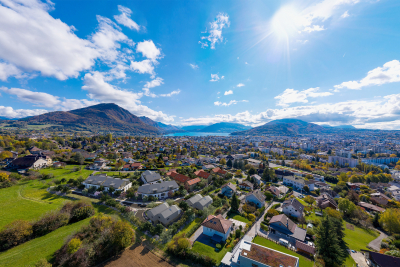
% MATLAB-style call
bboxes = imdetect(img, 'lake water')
[164,132,230,137]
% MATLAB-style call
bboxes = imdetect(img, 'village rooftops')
[137,181,179,194]
[201,214,232,234]
[141,170,162,183]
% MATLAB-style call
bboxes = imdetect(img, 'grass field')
[227,213,250,224]
[252,236,314,267]
[181,218,201,236]
[39,165,93,180]
[191,241,231,265]
[343,222,378,251]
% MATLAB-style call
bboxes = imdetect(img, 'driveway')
[229,219,247,231]
[368,229,387,251]
[189,226,203,244]
[351,251,368,267]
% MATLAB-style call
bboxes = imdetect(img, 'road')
[351,251,367,267]
[244,201,278,240]
[368,229,387,251]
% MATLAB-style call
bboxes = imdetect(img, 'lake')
[164,132,231,137]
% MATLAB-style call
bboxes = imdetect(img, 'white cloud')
[114,5,142,31]
[136,40,161,61]
[0,62,23,81]
[303,25,325,33]
[82,72,173,122]
[160,89,181,97]
[335,60,400,90]
[0,106,47,119]
[181,93,400,129]
[341,11,350,18]
[275,87,333,107]
[210,73,223,82]
[214,100,248,106]
[0,87,60,107]
[144,77,164,89]
[237,83,245,87]
[224,90,233,95]
[130,59,155,77]
[199,12,230,49]
[189,64,199,69]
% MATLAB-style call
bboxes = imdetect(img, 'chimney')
[286,218,289,229]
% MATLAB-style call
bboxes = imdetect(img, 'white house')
[245,190,266,208]
[221,183,237,197]
[137,181,179,199]
[83,174,132,192]
[283,176,315,191]
[201,214,232,242]
[282,198,304,218]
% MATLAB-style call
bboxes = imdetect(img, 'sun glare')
[271,5,302,40]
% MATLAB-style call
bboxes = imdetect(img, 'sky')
[1,0,400,130]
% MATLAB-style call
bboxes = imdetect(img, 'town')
[1,131,400,267]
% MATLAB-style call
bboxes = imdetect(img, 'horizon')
[1,0,400,130]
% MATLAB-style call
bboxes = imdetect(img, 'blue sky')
[1,0,400,129]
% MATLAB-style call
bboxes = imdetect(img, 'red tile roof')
[186,178,201,186]
[212,167,227,175]
[171,172,191,184]
[194,170,210,179]
[201,214,232,234]
[241,243,298,267]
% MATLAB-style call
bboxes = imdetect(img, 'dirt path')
[98,243,173,267]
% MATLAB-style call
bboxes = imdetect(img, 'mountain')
[198,122,252,133]
[21,103,160,134]
[180,125,207,132]
[232,119,325,135]
[139,116,184,133]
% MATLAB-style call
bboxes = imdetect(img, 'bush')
[32,211,70,237]
[70,205,95,223]
[0,220,33,251]
[392,240,400,249]
[272,203,281,209]
[67,238,82,254]
[261,224,269,232]
[112,221,135,249]
[34,259,52,267]
[216,243,222,249]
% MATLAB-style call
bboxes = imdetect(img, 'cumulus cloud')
[275,87,333,107]
[0,87,60,107]
[237,83,245,87]
[136,40,161,61]
[341,11,350,18]
[189,64,199,69]
[0,106,47,119]
[160,89,181,97]
[199,12,230,49]
[0,62,23,81]
[224,90,233,95]
[214,100,248,106]
[181,93,400,129]
[335,60,400,90]
[130,60,155,77]
[210,73,224,82]
[114,5,142,31]
[82,72,173,122]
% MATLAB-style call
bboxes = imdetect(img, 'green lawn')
[343,221,378,251]
[181,218,201,236]
[227,212,250,224]
[39,165,93,180]
[252,236,314,267]
[0,218,90,267]
[296,197,307,206]
[344,255,357,267]
[191,241,231,265]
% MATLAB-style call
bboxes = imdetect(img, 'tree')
[106,133,113,143]
[231,193,240,212]
[379,209,400,233]
[112,221,134,249]
[220,158,226,165]
[303,185,310,193]
[181,148,187,155]
[304,195,315,206]
[315,216,347,267]
[74,152,84,165]
[227,159,232,168]
[67,238,82,254]
[0,172,9,182]
[338,198,356,218]
[0,151,13,160]
[177,238,191,252]
[248,166,256,175]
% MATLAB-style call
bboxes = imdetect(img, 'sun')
[271,5,303,40]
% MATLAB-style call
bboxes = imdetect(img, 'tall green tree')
[231,193,240,212]
[227,159,233,168]
[315,216,347,267]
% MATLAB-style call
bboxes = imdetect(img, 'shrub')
[381,242,389,249]
[261,224,269,232]
[32,211,70,237]
[216,243,222,250]
[0,220,33,251]
[266,208,279,218]
[392,240,400,249]
[34,259,52,267]
[112,221,135,250]
[67,238,82,254]
[70,205,95,223]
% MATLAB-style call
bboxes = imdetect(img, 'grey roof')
[84,175,108,185]
[246,189,266,203]
[138,181,179,194]
[158,205,181,223]
[187,194,203,206]
[291,226,307,241]
[194,196,213,210]
[251,174,262,180]
[102,177,130,189]
[284,176,315,185]
[222,182,237,192]
[282,198,304,212]
[147,203,170,221]
[142,170,162,183]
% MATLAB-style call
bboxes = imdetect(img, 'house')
[362,250,400,267]
[221,182,237,197]
[186,194,213,210]
[283,176,315,191]
[29,146,42,154]
[83,174,132,192]
[194,170,212,183]
[295,240,315,257]
[141,170,162,184]
[201,214,232,242]
[87,161,106,170]
[245,189,266,208]
[266,186,281,197]
[8,154,49,170]
[122,162,142,171]
[186,178,201,191]
[169,171,191,184]
[358,202,385,213]
[146,203,182,226]
[212,167,227,176]
[203,164,215,170]
[370,193,390,206]
[316,193,338,209]
[52,161,66,168]
[251,174,263,186]
[221,239,299,267]
[238,181,254,191]
[137,181,179,199]
[282,198,304,218]
[269,214,306,242]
